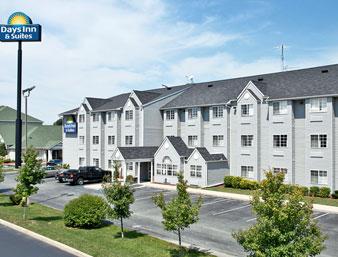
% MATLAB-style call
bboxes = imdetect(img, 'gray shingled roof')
[93,93,130,111]
[117,146,158,160]
[86,97,107,110]
[134,91,161,104]
[162,64,338,109]
[195,147,227,162]
[59,107,79,116]
[167,136,193,157]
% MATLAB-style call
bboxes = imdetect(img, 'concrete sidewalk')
[143,182,338,214]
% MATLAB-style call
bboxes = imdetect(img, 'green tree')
[53,118,62,126]
[102,172,134,238]
[0,143,6,157]
[0,158,4,183]
[112,160,121,181]
[233,171,326,257]
[15,147,46,219]
[153,173,202,246]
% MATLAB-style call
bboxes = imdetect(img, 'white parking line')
[313,213,329,220]
[246,217,257,223]
[213,204,251,216]
[202,198,237,206]
[135,191,175,201]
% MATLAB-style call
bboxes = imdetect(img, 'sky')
[1,0,338,124]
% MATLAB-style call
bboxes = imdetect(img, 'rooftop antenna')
[185,75,194,84]
[274,44,287,71]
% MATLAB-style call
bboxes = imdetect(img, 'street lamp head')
[22,85,36,96]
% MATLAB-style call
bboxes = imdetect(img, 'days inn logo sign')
[64,117,77,134]
[0,12,41,42]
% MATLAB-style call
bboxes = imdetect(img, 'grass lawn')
[0,195,213,257]
[206,185,338,207]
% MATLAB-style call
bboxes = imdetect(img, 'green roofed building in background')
[0,105,62,163]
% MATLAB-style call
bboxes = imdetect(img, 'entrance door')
[140,162,151,182]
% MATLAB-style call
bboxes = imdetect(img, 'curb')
[144,183,338,214]
[0,219,92,257]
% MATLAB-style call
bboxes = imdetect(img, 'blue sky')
[1,0,338,124]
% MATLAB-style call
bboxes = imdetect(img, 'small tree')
[0,158,4,183]
[102,170,134,238]
[0,143,6,157]
[112,160,121,181]
[233,171,326,257]
[153,173,202,246]
[15,147,46,219]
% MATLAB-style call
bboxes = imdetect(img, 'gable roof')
[116,146,158,160]
[86,97,107,110]
[161,64,338,109]
[59,107,79,116]
[167,136,193,157]
[194,147,227,162]
[0,105,42,123]
[93,93,130,111]
[133,90,161,104]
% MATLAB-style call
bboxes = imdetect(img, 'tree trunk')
[120,217,124,238]
[178,228,181,247]
[23,197,29,220]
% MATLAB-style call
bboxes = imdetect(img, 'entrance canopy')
[113,146,158,162]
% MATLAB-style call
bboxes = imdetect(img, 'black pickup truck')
[64,166,109,185]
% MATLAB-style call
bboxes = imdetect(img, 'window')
[311,134,327,148]
[212,106,224,118]
[92,113,99,122]
[241,135,253,147]
[107,112,114,121]
[127,162,133,171]
[273,101,288,115]
[311,170,328,185]
[188,108,198,119]
[241,104,253,117]
[190,165,202,178]
[188,135,198,147]
[166,110,175,120]
[156,157,178,176]
[92,136,99,145]
[241,166,254,179]
[310,98,327,112]
[79,114,85,123]
[213,135,224,146]
[79,157,85,166]
[108,135,115,145]
[273,168,288,182]
[125,110,133,120]
[156,164,161,175]
[93,158,99,167]
[125,136,133,145]
[79,136,85,145]
[273,135,287,148]
[108,160,112,169]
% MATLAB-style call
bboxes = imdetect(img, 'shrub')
[224,176,233,187]
[64,194,108,228]
[332,190,338,199]
[231,176,243,189]
[9,194,22,205]
[309,186,320,197]
[239,179,249,190]
[126,175,134,184]
[300,186,309,196]
[318,187,331,198]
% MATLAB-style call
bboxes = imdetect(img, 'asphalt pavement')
[1,173,338,257]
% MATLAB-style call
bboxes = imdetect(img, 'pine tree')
[102,170,134,238]
[153,173,202,246]
[233,171,326,257]
[15,147,46,219]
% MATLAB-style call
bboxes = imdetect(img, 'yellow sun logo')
[7,12,32,25]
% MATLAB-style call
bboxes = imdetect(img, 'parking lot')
[1,173,338,257]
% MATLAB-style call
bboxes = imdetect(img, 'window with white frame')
[213,135,224,146]
[311,134,327,148]
[79,114,85,123]
[93,158,99,167]
[92,113,99,122]
[125,110,133,120]
[188,135,198,147]
[273,101,288,115]
[190,165,202,178]
[156,164,161,175]
[273,135,287,148]
[311,170,328,185]
[273,168,288,182]
[241,166,254,179]
[212,106,224,118]
[108,160,112,169]
[166,110,175,120]
[92,136,99,145]
[241,135,253,147]
[157,157,178,176]
[79,157,85,166]
[188,108,198,119]
[241,104,253,117]
[108,135,115,145]
[127,162,133,171]
[79,136,85,145]
[107,112,114,121]
[310,98,327,112]
[125,136,133,145]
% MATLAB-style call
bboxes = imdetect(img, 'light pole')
[22,86,36,151]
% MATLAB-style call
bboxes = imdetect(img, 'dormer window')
[125,110,133,120]
[188,108,198,119]
[310,98,327,112]
[273,101,288,115]
[212,106,224,118]
[166,110,175,120]
[241,104,253,117]
[92,113,99,122]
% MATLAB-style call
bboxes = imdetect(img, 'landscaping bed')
[0,195,212,257]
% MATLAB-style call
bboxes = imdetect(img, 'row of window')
[187,135,224,147]
[89,135,133,145]
[156,163,178,176]
[240,134,328,148]
[165,106,225,121]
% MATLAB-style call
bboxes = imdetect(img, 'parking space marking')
[246,217,257,222]
[202,198,237,206]
[135,191,175,201]
[313,213,329,220]
[213,204,251,216]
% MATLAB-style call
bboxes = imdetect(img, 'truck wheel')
[77,177,84,185]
